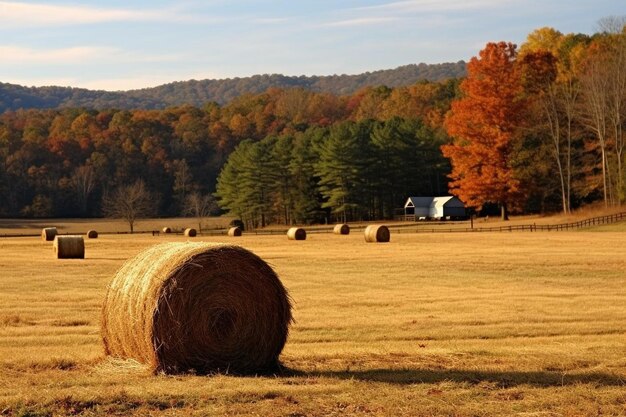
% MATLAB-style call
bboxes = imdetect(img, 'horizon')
[0,0,623,91]
[2,60,466,92]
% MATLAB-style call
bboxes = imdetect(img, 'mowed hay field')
[1,227,625,416]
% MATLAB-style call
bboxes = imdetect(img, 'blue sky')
[0,0,623,91]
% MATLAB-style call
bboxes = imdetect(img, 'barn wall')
[443,207,466,217]
[414,207,431,216]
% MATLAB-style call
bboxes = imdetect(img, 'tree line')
[0,81,456,220]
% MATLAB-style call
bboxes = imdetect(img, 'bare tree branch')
[102,180,155,233]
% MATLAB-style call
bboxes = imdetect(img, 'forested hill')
[0,61,466,112]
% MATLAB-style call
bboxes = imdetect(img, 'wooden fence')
[392,211,626,234]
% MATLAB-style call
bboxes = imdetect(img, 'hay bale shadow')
[280,367,625,388]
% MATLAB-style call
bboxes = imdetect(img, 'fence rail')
[392,211,626,234]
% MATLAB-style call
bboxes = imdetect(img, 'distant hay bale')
[53,235,85,259]
[162,227,172,234]
[364,225,390,243]
[229,219,245,231]
[101,242,292,375]
[184,228,197,237]
[87,230,98,239]
[41,227,57,241]
[333,224,350,235]
[286,227,306,241]
[228,227,242,237]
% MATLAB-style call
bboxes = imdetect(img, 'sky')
[0,0,623,91]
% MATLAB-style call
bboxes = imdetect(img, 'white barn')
[404,196,466,220]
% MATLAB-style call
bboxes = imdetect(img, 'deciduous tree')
[183,192,218,231]
[442,42,526,220]
[102,180,155,233]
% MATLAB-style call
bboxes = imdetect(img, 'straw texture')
[364,225,390,243]
[287,227,306,240]
[41,227,57,241]
[53,235,85,258]
[101,242,292,375]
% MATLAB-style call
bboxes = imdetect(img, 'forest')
[0,22,625,226]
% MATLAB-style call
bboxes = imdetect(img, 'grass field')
[0,221,625,416]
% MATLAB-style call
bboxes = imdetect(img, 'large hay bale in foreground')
[286,227,306,241]
[228,227,242,237]
[41,227,57,241]
[333,224,350,235]
[162,227,172,234]
[184,228,197,237]
[101,242,292,375]
[87,230,98,239]
[53,235,85,258]
[364,225,390,243]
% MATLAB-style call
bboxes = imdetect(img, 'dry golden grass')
[0,223,625,416]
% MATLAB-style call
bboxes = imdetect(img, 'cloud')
[0,1,195,26]
[0,45,181,65]
[357,0,517,13]
[322,17,400,27]
[253,17,291,25]
[0,45,116,63]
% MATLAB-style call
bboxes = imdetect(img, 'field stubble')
[0,228,625,416]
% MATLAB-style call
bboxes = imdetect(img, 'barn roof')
[433,196,465,208]
[404,197,434,208]
[405,196,465,209]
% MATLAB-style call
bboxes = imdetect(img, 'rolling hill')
[0,61,466,112]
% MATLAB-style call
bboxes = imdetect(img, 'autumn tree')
[442,42,526,220]
[519,29,591,214]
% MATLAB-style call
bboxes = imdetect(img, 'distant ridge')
[0,61,466,112]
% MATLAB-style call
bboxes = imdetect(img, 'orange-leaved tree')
[442,42,526,220]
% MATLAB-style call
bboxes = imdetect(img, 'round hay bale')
[286,227,306,241]
[228,227,242,237]
[53,235,85,259]
[41,227,57,241]
[364,225,390,243]
[184,228,197,237]
[333,224,350,235]
[162,227,172,234]
[87,230,98,239]
[101,242,292,375]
